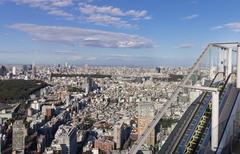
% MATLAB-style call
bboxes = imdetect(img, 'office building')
[138,102,155,146]
[0,66,7,76]
[51,125,77,154]
[12,120,26,154]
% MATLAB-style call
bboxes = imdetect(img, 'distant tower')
[85,77,93,94]
[65,62,68,68]
[138,102,155,145]
[12,120,26,154]
[22,65,28,74]
[32,63,37,78]
[0,66,7,76]
[12,66,16,75]
[155,67,161,73]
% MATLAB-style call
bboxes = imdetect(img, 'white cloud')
[212,22,240,32]
[8,0,74,19]
[13,0,72,10]
[48,9,74,19]
[4,1,151,28]
[176,44,193,49]
[211,25,223,30]
[51,0,73,7]
[224,23,240,32]
[8,23,153,49]
[144,16,152,20]
[78,4,150,28]
[53,51,82,60]
[79,4,124,16]
[181,14,198,20]
[126,10,148,18]
[79,3,150,19]
[85,14,136,28]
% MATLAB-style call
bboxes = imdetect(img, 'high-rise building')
[12,66,16,75]
[155,67,161,73]
[51,125,77,154]
[64,62,68,68]
[138,102,155,146]
[22,65,28,73]
[0,66,7,76]
[85,77,94,94]
[22,65,32,74]
[113,121,131,150]
[32,64,36,78]
[12,120,26,154]
[114,121,124,149]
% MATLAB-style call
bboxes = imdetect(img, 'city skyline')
[0,1,240,153]
[1,0,240,65]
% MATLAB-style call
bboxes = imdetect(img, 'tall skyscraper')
[64,62,68,68]
[138,102,155,146]
[0,66,7,76]
[85,77,93,94]
[22,65,28,74]
[12,66,16,75]
[155,67,161,73]
[114,121,124,149]
[114,121,131,150]
[32,63,36,78]
[12,120,26,154]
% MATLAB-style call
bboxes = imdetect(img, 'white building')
[12,66,16,75]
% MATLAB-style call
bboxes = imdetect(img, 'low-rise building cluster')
[0,64,199,153]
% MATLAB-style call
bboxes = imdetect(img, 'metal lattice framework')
[128,42,240,154]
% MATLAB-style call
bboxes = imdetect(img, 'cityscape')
[0,64,188,153]
[1,1,240,154]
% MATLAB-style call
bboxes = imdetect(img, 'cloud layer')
[85,14,135,28]
[6,0,151,28]
[212,22,240,32]
[8,23,153,49]
[13,0,73,8]
[79,3,149,19]
[9,0,75,19]
[79,3,151,28]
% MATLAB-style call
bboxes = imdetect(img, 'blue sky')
[0,0,240,66]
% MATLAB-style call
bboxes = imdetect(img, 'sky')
[1,0,240,66]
